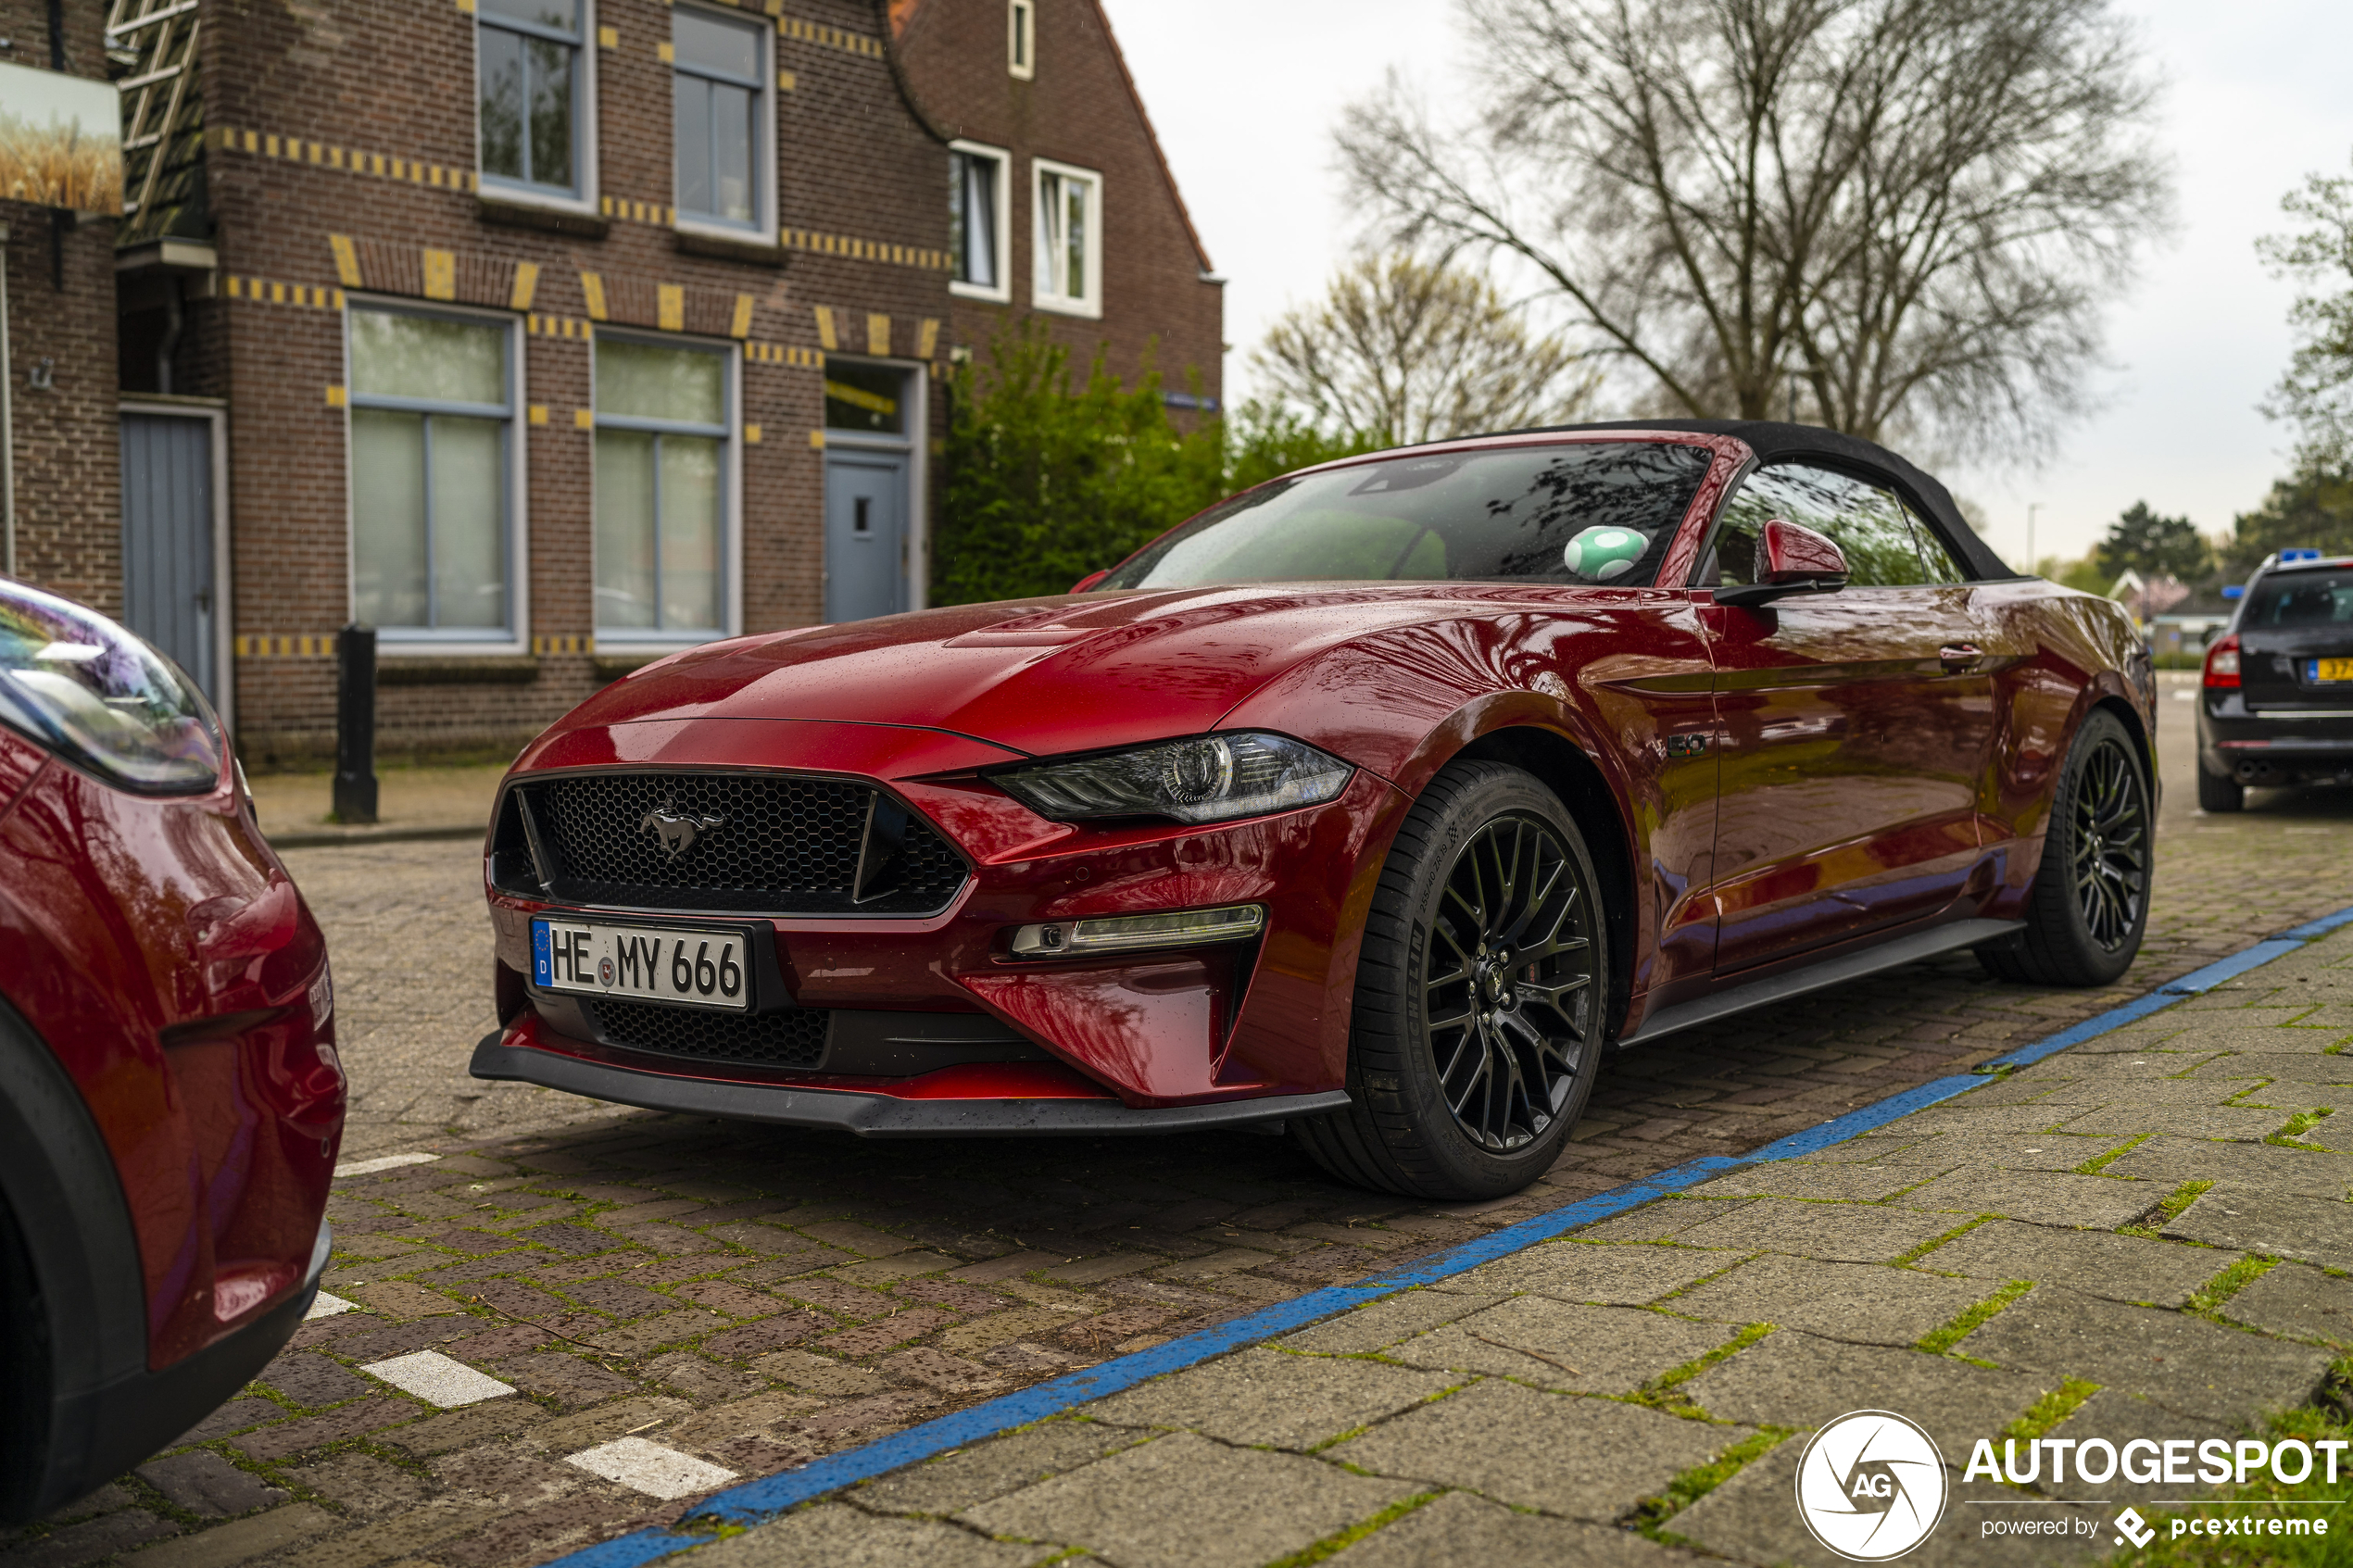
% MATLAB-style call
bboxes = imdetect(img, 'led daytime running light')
[989,732,1353,824]
[1010,904,1265,959]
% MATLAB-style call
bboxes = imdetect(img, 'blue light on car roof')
[2283,547,2322,561]
[2222,584,2246,598]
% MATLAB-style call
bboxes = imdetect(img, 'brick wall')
[194,0,957,760]
[893,0,1225,403]
[2,2,123,615]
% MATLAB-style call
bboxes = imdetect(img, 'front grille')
[500,771,969,916]
[592,997,830,1069]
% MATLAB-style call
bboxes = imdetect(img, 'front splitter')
[469,1035,1349,1137]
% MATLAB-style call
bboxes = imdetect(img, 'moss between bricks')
[1633,1426,1798,1544]
[2191,1254,2281,1320]
[2123,1180,2216,1239]
[1917,1280,2033,1358]
[1262,1491,1442,1568]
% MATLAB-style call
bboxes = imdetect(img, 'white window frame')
[473,0,599,216]
[1008,0,1035,79]
[949,140,1012,304]
[1031,158,1102,320]
[590,331,744,652]
[672,1,775,240]
[343,298,531,658]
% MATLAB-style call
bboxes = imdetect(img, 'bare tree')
[2259,155,2353,462]
[1252,254,1599,445]
[1336,0,2171,451]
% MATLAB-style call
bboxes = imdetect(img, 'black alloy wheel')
[1977,709,2152,987]
[1424,813,1597,1152]
[2069,734,2149,952]
[1294,761,1609,1200]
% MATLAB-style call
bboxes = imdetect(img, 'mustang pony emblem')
[640,802,725,859]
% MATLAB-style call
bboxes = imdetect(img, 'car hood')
[556,585,1525,760]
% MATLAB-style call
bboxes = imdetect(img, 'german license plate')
[531,919,752,1012]
[2311,659,2353,684]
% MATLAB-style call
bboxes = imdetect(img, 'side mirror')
[1714,519,1850,608]
[1069,569,1111,594]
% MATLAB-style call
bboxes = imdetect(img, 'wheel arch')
[1447,724,1640,1039]
[0,990,152,1524]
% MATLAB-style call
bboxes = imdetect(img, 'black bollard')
[332,624,378,825]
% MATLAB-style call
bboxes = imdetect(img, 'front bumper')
[472,1026,1347,1135]
[484,721,1412,1110]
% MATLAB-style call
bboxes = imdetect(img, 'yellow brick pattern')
[213,125,477,194]
[778,15,885,56]
[532,633,595,656]
[600,195,677,227]
[233,634,336,659]
[780,227,948,271]
[224,277,346,310]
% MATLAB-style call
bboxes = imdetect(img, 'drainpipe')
[1,219,14,577]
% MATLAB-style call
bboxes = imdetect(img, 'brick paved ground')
[7,672,2353,1568]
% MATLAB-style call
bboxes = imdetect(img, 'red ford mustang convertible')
[475,420,2154,1198]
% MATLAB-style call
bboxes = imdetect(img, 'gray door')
[120,412,218,697]
[824,452,908,622]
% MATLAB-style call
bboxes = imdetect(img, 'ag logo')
[1793,1410,1948,1561]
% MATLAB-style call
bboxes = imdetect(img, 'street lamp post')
[2028,503,2043,577]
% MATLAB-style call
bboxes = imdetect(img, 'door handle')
[1938,643,1982,671]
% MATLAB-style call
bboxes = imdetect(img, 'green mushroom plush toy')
[1562,525,1648,582]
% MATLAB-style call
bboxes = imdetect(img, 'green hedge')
[930,323,1379,607]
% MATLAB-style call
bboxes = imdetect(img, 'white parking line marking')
[564,1437,737,1499]
[305,1291,359,1321]
[335,1152,441,1177]
[360,1350,515,1408]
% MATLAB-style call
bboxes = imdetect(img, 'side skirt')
[1615,917,2026,1050]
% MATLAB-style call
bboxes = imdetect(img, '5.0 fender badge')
[641,801,725,859]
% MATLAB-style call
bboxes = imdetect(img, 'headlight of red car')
[0,582,224,793]
[987,731,1353,823]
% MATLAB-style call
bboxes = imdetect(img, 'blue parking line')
[541,902,2353,1568]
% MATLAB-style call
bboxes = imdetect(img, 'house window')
[1008,0,1035,79]
[674,6,768,231]
[950,142,1010,301]
[1033,159,1101,317]
[595,337,731,637]
[478,0,585,199]
[349,307,516,637]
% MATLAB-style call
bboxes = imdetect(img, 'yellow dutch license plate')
[2316,659,2353,684]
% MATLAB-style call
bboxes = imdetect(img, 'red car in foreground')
[475,420,2154,1199]
[0,583,344,1521]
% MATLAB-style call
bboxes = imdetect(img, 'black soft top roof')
[1553,419,2022,583]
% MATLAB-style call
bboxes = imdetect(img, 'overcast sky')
[1099,0,2353,568]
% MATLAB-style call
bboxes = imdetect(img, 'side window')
[348,307,516,638]
[1008,0,1036,79]
[673,6,770,232]
[950,142,1011,302]
[479,0,586,201]
[1904,503,1965,584]
[1032,159,1101,317]
[1705,462,1932,588]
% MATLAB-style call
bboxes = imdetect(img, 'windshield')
[2246,570,2353,629]
[1097,442,1717,591]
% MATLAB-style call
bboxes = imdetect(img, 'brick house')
[88,0,1222,763]
[890,0,1225,406]
[1,4,123,620]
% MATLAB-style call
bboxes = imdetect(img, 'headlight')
[988,733,1353,824]
[0,582,224,794]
